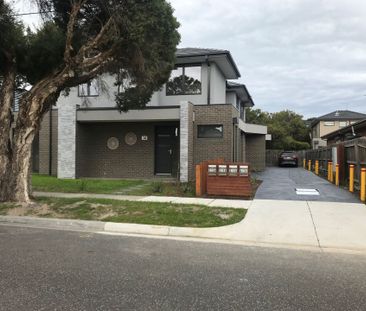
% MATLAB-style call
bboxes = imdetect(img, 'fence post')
[349,164,355,193]
[196,164,202,196]
[330,162,334,183]
[335,164,339,186]
[315,160,319,175]
[361,168,366,202]
[328,161,333,182]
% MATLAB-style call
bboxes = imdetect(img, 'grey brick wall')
[38,110,58,176]
[246,134,266,171]
[76,122,179,179]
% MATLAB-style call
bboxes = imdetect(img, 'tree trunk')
[0,62,16,198]
[0,130,35,203]
[0,86,61,203]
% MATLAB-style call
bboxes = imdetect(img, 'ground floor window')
[197,124,223,138]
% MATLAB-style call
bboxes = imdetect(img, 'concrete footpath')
[33,191,252,209]
[1,192,365,254]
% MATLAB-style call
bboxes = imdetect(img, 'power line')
[13,11,54,17]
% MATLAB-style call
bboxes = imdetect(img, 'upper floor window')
[339,121,348,128]
[78,79,99,97]
[166,65,201,96]
[324,121,335,126]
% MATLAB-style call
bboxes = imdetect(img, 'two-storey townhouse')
[31,48,268,182]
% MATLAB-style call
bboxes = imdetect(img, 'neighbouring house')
[322,119,366,145]
[310,110,366,149]
[29,48,268,182]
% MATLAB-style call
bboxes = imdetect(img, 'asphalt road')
[254,167,359,202]
[1,225,366,311]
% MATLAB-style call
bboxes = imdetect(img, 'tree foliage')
[246,108,311,150]
[0,0,181,203]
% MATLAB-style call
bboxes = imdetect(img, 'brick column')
[58,102,76,179]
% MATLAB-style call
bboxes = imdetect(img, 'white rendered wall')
[57,97,76,178]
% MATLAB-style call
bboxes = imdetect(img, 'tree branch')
[76,16,115,63]
[64,0,85,65]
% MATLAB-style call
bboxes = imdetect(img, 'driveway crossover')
[254,167,359,202]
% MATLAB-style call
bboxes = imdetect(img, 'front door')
[155,126,177,175]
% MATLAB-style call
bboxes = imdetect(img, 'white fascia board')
[77,107,180,122]
[238,119,268,135]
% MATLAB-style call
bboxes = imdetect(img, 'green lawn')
[0,197,246,228]
[32,174,147,194]
[31,174,196,197]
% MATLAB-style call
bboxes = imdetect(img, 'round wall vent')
[125,132,137,146]
[107,137,119,150]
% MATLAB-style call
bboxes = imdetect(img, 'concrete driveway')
[254,167,359,202]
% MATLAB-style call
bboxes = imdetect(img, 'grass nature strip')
[31,175,196,197]
[0,197,246,228]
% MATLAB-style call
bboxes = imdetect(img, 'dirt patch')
[8,203,52,217]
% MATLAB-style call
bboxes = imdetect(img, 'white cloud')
[8,0,366,118]
[170,0,366,118]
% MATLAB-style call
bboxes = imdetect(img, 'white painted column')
[179,101,190,182]
[57,101,76,179]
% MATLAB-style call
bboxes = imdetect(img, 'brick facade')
[37,110,58,176]
[76,122,179,179]
[193,104,237,167]
[34,104,267,180]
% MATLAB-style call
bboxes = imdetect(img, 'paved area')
[238,200,366,251]
[1,225,366,311]
[254,167,359,202]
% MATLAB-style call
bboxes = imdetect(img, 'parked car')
[278,151,298,167]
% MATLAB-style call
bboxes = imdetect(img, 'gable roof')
[311,110,366,127]
[226,81,254,107]
[175,47,241,79]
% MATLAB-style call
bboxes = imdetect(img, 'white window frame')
[339,121,348,128]
[324,121,335,126]
[78,79,99,97]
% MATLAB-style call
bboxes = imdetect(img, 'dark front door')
[155,126,177,175]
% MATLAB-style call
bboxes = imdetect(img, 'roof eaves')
[176,49,241,78]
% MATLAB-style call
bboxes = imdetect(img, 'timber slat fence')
[305,137,366,190]
[266,149,306,167]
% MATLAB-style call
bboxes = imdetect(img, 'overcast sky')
[10,0,366,118]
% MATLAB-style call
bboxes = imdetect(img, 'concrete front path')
[254,167,359,202]
[34,191,252,209]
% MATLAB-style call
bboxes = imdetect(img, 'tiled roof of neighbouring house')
[311,110,366,126]
[317,110,366,121]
